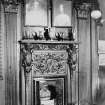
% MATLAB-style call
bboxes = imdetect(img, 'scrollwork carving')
[32,51,68,76]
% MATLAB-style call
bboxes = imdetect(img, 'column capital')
[74,3,91,19]
[2,0,18,13]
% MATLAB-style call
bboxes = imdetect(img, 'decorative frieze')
[32,44,69,51]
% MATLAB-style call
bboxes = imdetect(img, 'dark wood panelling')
[5,13,17,105]
[0,1,4,80]
[78,17,91,101]
[77,8,99,105]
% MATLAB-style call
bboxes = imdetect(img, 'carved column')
[73,2,96,105]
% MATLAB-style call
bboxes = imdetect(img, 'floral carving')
[32,44,69,51]
[32,51,68,76]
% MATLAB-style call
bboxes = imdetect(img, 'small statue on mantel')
[44,28,51,40]
[32,32,39,40]
[68,28,74,41]
[55,32,63,41]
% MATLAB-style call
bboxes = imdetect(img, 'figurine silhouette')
[68,28,74,41]
[32,32,39,40]
[44,28,51,40]
[55,32,63,41]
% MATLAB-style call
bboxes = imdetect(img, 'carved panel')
[32,51,68,76]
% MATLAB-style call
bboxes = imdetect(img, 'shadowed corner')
[0,75,3,80]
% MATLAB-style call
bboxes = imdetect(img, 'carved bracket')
[21,44,33,73]
[67,45,78,77]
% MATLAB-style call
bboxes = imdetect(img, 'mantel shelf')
[19,40,80,44]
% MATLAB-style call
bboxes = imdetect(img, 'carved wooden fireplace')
[20,40,78,105]
[19,0,79,105]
